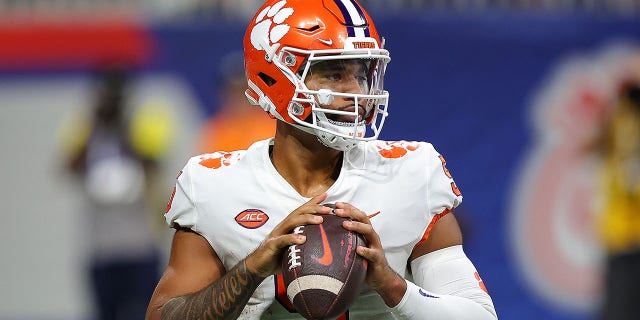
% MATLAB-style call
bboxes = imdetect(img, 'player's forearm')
[161,260,265,320]
[370,267,408,307]
[391,279,497,319]
[393,246,497,319]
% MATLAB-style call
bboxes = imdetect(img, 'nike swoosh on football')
[314,224,333,266]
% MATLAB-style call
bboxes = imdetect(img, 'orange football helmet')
[243,0,391,151]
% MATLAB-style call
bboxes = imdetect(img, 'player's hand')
[246,193,333,278]
[333,202,406,305]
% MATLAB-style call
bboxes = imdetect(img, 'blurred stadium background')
[1,0,640,319]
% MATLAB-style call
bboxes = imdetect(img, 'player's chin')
[328,113,365,124]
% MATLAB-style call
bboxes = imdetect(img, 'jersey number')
[439,155,462,196]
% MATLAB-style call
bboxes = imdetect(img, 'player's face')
[304,59,370,122]
[305,59,369,93]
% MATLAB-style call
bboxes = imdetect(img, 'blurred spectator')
[596,81,640,320]
[196,51,274,153]
[58,63,173,320]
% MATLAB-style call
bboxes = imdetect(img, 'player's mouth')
[329,106,366,124]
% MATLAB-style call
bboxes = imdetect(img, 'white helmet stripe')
[335,0,368,38]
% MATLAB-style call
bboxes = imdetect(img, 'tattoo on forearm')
[161,261,265,320]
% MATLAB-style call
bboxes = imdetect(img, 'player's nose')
[342,76,366,95]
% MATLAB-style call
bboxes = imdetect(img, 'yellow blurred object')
[598,94,640,254]
[57,110,91,159]
[599,163,640,253]
[129,101,174,160]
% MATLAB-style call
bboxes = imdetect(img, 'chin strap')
[246,79,366,152]
[314,112,365,151]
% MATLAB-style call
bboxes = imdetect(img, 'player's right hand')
[245,193,332,277]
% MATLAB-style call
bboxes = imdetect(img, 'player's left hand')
[332,202,406,306]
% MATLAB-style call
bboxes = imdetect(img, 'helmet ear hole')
[258,72,277,87]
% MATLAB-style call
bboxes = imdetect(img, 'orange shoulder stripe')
[413,208,453,250]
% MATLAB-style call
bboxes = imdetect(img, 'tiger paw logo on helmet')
[249,0,294,52]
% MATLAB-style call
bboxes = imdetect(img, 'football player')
[146,0,497,319]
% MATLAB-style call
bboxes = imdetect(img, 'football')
[282,207,367,320]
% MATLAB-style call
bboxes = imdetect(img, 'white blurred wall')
[0,73,202,319]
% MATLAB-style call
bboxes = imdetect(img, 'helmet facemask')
[274,46,390,151]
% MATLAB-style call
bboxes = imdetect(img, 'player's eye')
[326,73,343,81]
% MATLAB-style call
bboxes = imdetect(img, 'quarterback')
[146,0,497,319]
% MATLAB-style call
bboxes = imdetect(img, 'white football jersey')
[165,138,462,319]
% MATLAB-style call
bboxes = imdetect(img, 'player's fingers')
[256,233,307,263]
[249,233,307,277]
[292,193,332,219]
[306,193,329,207]
[343,219,382,248]
[355,245,384,263]
[271,194,332,235]
[333,202,370,224]
[333,203,383,249]
[271,213,319,237]
[338,203,385,251]
[271,233,307,250]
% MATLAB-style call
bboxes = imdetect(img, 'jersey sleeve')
[424,144,463,216]
[164,157,199,231]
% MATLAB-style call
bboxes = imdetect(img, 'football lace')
[287,226,305,270]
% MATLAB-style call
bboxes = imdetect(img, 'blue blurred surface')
[147,12,640,319]
[3,9,639,319]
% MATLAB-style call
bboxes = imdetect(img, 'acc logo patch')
[375,140,420,158]
[235,209,270,229]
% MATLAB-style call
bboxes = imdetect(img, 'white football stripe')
[286,275,344,301]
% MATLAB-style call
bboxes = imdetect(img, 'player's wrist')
[244,255,271,279]
[373,267,407,307]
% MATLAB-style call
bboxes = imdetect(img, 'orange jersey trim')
[413,208,453,249]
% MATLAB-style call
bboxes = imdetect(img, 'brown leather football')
[282,209,367,320]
